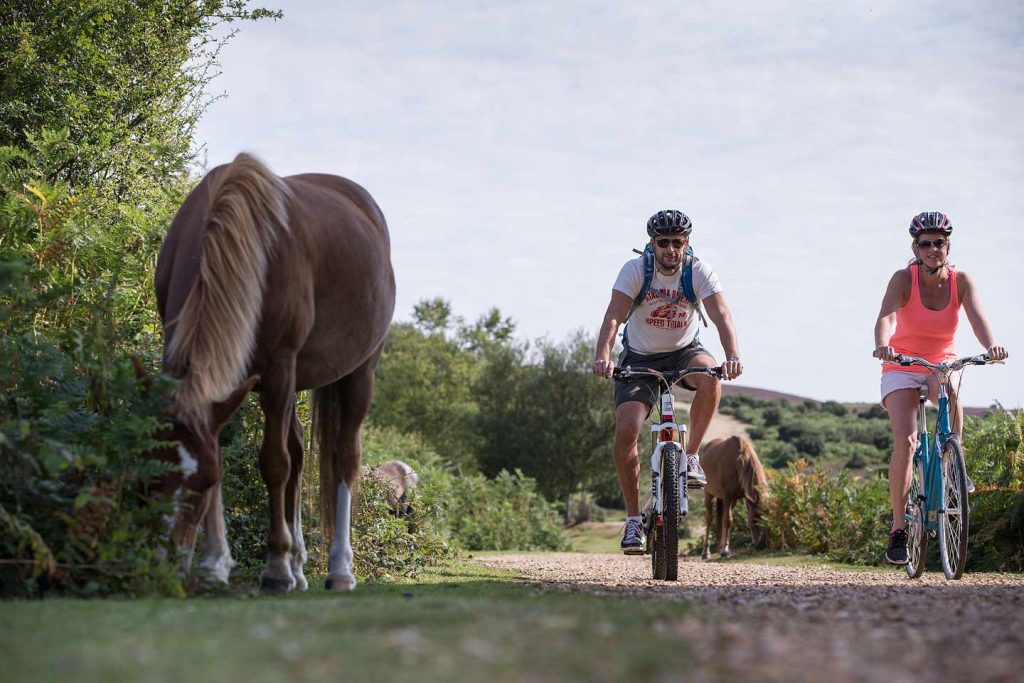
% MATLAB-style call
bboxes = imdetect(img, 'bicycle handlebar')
[886,353,1000,372]
[611,365,724,384]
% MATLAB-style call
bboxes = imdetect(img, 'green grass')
[0,559,700,683]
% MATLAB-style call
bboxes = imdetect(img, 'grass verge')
[0,558,698,683]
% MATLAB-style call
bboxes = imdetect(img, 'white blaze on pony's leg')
[290,496,309,591]
[198,483,236,584]
[325,481,356,591]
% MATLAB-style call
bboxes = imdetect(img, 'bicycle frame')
[913,385,954,532]
[613,365,723,521]
[896,354,993,531]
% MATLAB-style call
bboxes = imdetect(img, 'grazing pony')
[361,460,419,518]
[700,435,768,559]
[152,152,395,592]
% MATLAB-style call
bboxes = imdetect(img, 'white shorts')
[880,371,930,406]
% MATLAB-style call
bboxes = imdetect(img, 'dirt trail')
[677,398,748,443]
[480,553,1024,682]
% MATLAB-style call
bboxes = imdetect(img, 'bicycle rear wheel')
[905,460,928,579]
[652,444,680,581]
[938,439,970,579]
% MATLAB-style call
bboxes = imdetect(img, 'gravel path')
[480,553,1024,682]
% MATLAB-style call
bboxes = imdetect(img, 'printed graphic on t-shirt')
[646,292,691,329]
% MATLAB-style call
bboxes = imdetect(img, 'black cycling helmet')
[909,211,953,237]
[646,210,692,237]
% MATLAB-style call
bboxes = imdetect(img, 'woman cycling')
[873,211,1008,566]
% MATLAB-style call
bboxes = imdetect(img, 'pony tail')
[167,153,290,414]
[314,382,361,544]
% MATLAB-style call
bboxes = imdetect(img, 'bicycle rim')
[905,461,928,579]
[938,440,970,579]
[653,445,680,581]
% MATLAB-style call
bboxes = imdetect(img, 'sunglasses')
[916,238,948,250]
[655,238,687,250]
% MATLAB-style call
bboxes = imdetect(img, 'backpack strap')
[682,251,708,327]
[622,248,653,349]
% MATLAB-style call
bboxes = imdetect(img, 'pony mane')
[737,435,767,503]
[166,153,290,419]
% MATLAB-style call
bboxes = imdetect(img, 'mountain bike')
[612,365,724,581]
[892,353,1002,580]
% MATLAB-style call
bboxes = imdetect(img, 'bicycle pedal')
[622,547,645,556]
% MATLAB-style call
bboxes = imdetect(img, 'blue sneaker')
[621,519,644,555]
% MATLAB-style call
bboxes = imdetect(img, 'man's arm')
[593,290,633,378]
[702,292,742,379]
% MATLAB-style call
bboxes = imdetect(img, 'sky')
[194,1,1023,407]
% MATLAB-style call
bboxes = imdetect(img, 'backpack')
[622,244,708,350]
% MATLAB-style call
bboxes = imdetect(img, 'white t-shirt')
[612,255,723,354]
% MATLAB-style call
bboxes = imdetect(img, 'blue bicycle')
[894,353,1001,580]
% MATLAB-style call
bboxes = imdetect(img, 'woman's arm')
[959,271,1009,360]
[873,270,910,360]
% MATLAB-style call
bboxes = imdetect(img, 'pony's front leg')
[258,375,297,593]
[198,482,236,584]
[325,480,357,591]
[702,492,714,560]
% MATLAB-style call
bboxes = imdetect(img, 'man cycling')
[593,210,743,554]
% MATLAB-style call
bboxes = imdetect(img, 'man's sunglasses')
[916,238,948,250]
[655,238,687,250]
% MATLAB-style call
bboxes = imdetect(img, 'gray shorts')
[614,340,717,409]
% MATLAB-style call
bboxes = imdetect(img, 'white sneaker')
[686,454,707,489]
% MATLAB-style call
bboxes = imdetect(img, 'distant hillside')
[718,384,996,417]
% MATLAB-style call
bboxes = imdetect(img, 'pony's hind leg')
[720,499,735,559]
[286,408,308,591]
[318,349,382,592]
[258,362,298,593]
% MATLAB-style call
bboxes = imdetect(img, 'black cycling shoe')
[621,519,644,555]
[886,527,910,565]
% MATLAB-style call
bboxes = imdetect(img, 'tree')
[474,330,617,515]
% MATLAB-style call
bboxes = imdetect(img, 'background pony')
[700,435,768,559]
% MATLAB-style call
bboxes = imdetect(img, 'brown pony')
[152,152,395,592]
[700,435,768,559]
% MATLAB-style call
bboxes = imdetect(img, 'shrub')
[0,261,182,597]
[761,459,890,565]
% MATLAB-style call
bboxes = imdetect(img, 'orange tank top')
[883,265,959,375]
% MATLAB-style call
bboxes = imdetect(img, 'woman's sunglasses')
[655,238,687,250]
[916,238,948,250]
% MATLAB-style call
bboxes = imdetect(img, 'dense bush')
[0,262,181,597]
[363,425,570,553]
[761,459,890,565]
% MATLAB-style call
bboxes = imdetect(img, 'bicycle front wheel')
[938,439,970,579]
[652,444,680,581]
[905,459,928,579]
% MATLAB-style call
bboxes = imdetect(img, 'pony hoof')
[720,550,733,559]
[293,573,309,591]
[260,576,295,593]
[702,552,711,560]
[325,575,357,592]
